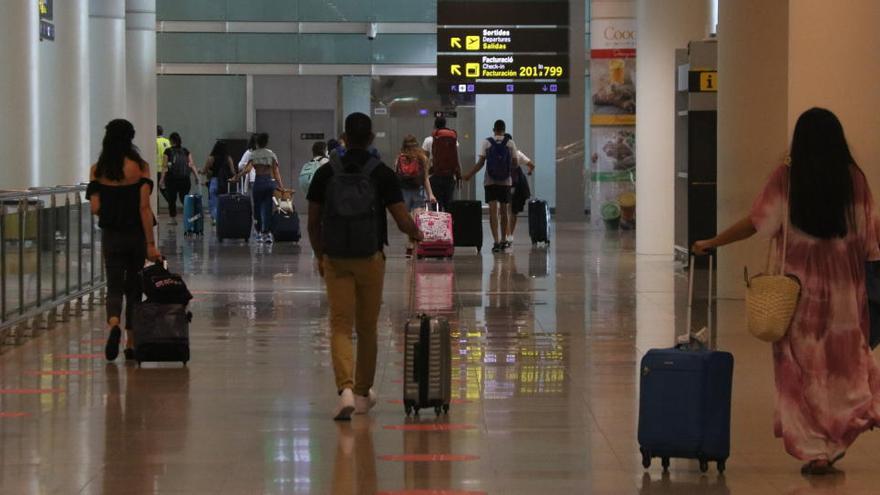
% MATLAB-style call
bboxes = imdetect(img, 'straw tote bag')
[744,177,802,342]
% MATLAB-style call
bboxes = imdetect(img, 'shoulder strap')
[329,154,345,175]
[363,157,381,177]
[486,137,496,146]
[501,135,511,146]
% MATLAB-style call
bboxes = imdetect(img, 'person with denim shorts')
[395,135,436,257]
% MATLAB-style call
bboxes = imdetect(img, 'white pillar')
[54,0,91,185]
[634,0,708,255]
[788,0,880,184]
[0,1,39,188]
[716,0,789,299]
[89,0,126,161]
[125,0,157,168]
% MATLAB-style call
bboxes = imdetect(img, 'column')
[534,95,557,206]
[341,76,371,123]
[715,0,789,298]
[126,0,157,169]
[0,1,39,188]
[554,0,587,222]
[787,1,880,181]
[89,0,126,160]
[54,0,91,185]
[634,0,708,255]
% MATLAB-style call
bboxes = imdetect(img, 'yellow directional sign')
[465,63,480,78]
[450,37,462,49]
[450,65,462,76]
[466,36,480,51]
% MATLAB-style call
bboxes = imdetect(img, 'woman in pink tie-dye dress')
[695,108,880,474]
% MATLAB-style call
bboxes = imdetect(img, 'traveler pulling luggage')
[132,260,193,366]
[528,198,551,246]
[416,203,454,259]
[638,253,734,474]
[216,182,252,243]
[183,186,204,236]
[270,189,301,242]
[448,183,483,253]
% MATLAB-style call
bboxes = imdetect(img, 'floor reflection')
[332,419,377,495]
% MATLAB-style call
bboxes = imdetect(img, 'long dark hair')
[95,119,145,181]
[210,140,229,164]
[789,108,856,239]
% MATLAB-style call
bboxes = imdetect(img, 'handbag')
[744,175,802,342]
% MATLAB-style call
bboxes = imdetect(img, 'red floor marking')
[0,388,64,395]
[54,353,103,359]
[0,412,29,418]
[391,379,403,384]
[383,424,476,432]
[386,399,473,405]
[24,371,92,376]
[378,491,487,495]
[378,454,479,462]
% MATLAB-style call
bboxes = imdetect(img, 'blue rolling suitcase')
[183,191,204,236]
[638,254,734,474]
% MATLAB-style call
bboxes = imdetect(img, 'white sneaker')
[354,389,377,415]
[263,232,273,244]
[333,389,356,421]
[255,232,263,242]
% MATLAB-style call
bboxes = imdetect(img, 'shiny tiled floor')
[1,217,879,494]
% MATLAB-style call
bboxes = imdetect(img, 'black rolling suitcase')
[133,261,193,366]
[217,184,252,243]
[403,314,452,416]
[528,199,551,245]
[271,210,301,242]
[448,190,482,253]
[638,254,734,474]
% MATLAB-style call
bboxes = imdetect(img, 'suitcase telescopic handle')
[686,252,714,346]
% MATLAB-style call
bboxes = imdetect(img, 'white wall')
[788,0,880,186]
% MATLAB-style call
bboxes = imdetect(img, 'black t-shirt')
[307,149,404,251]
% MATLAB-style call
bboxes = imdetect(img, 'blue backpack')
[486,135,512,181]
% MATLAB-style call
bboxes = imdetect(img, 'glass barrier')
[0,186,105,346]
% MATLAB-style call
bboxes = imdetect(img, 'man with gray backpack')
[307,112,422,420]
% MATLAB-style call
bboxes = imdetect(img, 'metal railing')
[0,185,106,346]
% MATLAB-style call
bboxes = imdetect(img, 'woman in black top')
[203,141,236,223]
[87,119,162,361]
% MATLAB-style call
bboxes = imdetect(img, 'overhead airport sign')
[437,1,570,95]
[438,28,569,54]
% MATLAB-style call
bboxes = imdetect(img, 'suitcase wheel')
[434,406,442,416]
[640,448,651,469]
[405,404,413,416]
[661,457,670,473]
[699,459,709,473]
[413,407,420,416]
[717,460,726,473]
[442,404,449,414]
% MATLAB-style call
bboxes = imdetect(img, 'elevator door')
[256,110,334,213]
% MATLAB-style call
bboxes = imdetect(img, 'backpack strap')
[363,156,381,177]
[329,153,345,175]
